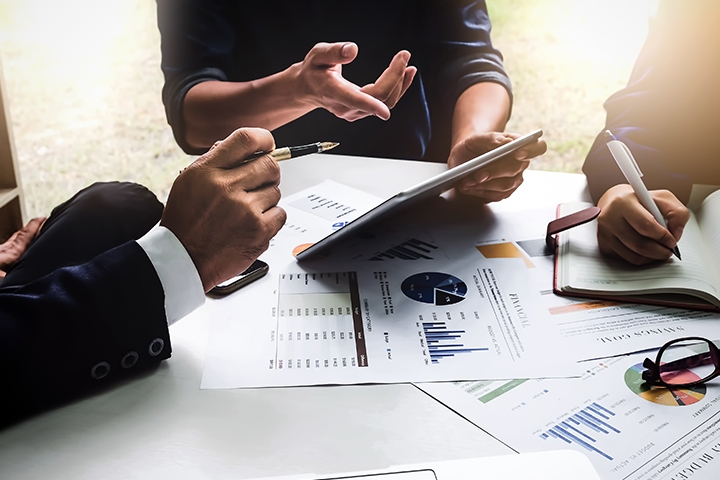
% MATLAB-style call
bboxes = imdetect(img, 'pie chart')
[401,272,467,305]
[624,362,706,406]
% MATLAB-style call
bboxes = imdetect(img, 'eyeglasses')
[642,337,720,388]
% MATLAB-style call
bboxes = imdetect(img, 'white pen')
[604,130,681,260]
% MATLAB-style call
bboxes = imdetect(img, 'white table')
[0,155,590,479]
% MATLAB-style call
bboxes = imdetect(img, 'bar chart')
[539,402,620,461]
[368,237,439,260]
[422,322,489,364]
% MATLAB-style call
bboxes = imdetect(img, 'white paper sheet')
[417,207,720,360]
[202,254,580,388]
[418,349,720,480]
[201,182,580,388]
[201,182,720,389]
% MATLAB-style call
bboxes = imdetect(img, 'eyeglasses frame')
[641,336,720,388]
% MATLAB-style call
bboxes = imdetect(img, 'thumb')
[309,42,358,66]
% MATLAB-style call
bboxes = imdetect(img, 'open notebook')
[254,450,600,480]
[554,189,720,311]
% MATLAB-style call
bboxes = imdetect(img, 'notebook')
[254,450,600,480]
[295,129,543,262]
[553,189,720,311]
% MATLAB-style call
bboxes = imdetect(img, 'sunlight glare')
[4,0,131,74]
[559,0,659,67]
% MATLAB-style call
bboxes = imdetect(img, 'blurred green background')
[0,0,658,218]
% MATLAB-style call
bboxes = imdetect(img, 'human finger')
[307,42,358,67]
[596,195,675,262]
[458,172,525,202]
[383,66,417,109]
[197,127,275,170]
[0,217,46,269]
[244,182,283,214]
[651,190,690,242]
[608,214,676,261]
[475,156,530,183]
[597,229,663,266]
[622,203,679,253]
[447,132,513,171]
[362,50,411,102]
[514,138,548,160]
[324,79,391,120]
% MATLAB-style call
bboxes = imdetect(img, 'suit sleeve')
[0,241,171,425]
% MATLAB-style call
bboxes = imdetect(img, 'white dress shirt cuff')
[136,225,205,325]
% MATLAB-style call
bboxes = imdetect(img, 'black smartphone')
[208,260,269,297]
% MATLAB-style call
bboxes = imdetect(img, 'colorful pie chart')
[624,362,706,406]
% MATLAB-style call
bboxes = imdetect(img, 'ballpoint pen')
[242,141,339,163]
[604,130,681,260]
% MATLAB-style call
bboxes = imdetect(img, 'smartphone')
[208,260,269,297]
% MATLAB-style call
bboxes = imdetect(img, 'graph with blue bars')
[422,322,489,364]
[539,402,620,461]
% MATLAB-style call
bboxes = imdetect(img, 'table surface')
[0,155,590,479]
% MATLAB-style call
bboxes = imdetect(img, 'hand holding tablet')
[296,129,543,261]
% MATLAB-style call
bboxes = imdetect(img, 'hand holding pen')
[197,139,338,171]
[595,131,690,265]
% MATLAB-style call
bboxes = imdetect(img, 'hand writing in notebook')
[596,184,690,265]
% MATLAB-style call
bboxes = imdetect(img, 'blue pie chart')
[401,272,467,305]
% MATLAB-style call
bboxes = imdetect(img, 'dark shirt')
[157,0,512,161]
[582,0,720,204]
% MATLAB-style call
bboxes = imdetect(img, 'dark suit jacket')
[0,241,171,426]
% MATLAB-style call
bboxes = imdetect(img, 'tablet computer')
[295,128,543,262]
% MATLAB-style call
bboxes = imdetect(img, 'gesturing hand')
[161,128,287,292]
[448,132,547,203]
[294,42,416,122]
[596,184,690,265]
[0,217,46,279]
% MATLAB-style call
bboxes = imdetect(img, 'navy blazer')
[0,241,171,426]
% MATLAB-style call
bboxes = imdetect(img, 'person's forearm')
[183,63,313,151]
[451,82,511,148]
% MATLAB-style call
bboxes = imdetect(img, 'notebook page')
[695,189,720,292]
[558,203,719,305]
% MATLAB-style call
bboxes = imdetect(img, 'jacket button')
[120,351,139,369]
[90,362,110,380]
[148,338,165,357]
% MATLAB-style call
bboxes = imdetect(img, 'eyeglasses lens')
[658,340,715,385]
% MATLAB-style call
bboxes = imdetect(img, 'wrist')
[284,61,320,112]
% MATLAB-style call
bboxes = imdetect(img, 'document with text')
[201,181,720,388]
[201,182,580,388]
[418,349,720,480]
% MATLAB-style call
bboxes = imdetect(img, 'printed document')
[418,349,720,480]
[201,182,579,388]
